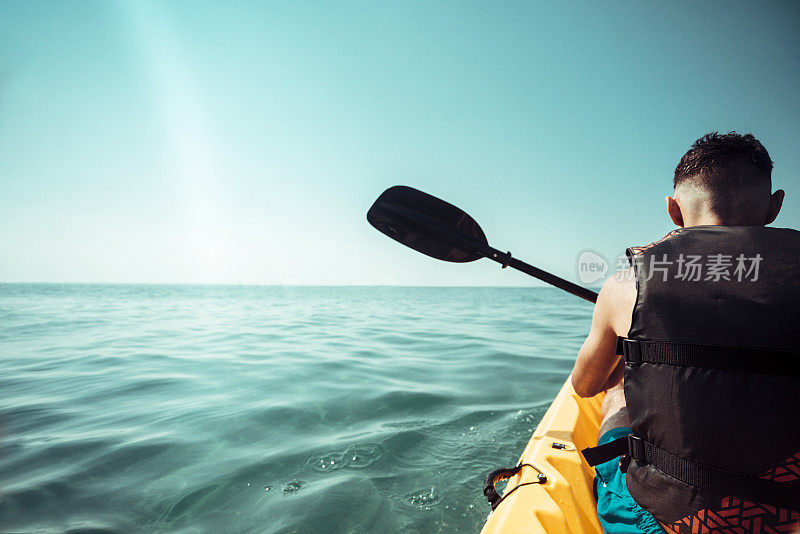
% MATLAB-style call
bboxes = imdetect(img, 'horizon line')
[0,281,603,289]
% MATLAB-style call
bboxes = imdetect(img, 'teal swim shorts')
[593,426,666,534]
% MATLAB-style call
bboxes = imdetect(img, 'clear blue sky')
[1,1,798,285]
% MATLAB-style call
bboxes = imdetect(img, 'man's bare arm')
[571,270,635,397]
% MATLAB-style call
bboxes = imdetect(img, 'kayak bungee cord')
[483,463,547,511]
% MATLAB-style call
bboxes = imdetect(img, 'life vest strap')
[616,337,800,376]
[580,435,630,466]
[582,434,800,510]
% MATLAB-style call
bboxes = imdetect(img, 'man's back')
[624,225,800,531]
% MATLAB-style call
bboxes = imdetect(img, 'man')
[571,132,800,533]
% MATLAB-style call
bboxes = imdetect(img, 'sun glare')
[121,1,235,283]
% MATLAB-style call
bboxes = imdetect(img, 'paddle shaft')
[484,246,598,304]
[388,202,599,303]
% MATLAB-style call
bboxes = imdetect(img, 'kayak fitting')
[483,463,547,511]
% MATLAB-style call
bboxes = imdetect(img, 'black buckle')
[621,338,642,366]
[627,435,647,464]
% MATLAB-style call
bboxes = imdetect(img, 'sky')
[1,1,799,285]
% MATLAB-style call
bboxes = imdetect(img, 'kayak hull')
[480,378,605,534]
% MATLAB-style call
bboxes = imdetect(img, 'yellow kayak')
[480,378,605,534]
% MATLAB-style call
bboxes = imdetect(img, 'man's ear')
[667,196,684,227]
[765,189,785,225]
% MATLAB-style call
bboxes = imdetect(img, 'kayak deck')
[480,378,605,534]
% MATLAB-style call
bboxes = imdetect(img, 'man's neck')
[682,214,765,227]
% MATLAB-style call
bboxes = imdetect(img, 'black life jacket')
[582,226,800,531]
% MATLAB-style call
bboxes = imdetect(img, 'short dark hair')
[673,132,773,189]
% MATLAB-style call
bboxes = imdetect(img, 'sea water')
[0,285,592,533]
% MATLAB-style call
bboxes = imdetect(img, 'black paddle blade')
[366,185,489,263]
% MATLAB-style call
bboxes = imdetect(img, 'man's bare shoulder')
[596,267,637,336]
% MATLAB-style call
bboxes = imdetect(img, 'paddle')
[366,185,598,303]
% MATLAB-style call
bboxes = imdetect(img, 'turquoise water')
[0,285,592,533]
